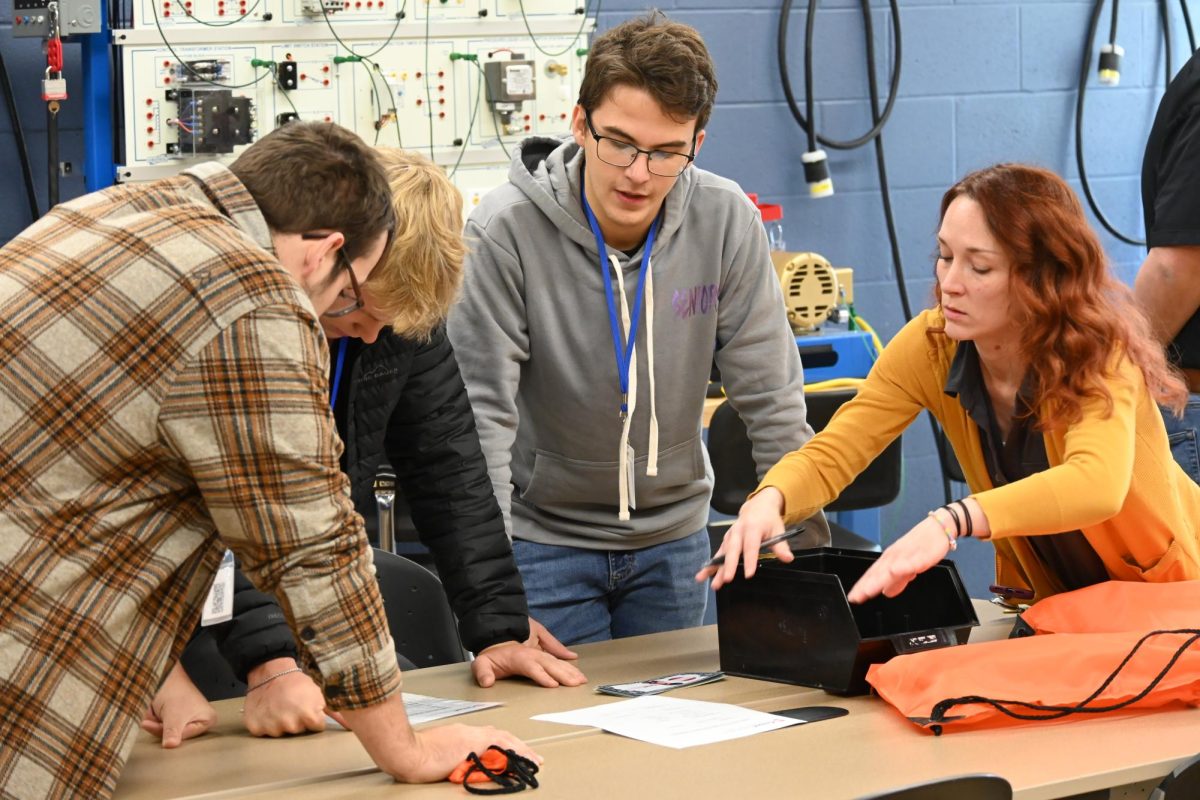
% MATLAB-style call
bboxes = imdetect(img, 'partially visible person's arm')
[175,567,342,737]
[387,327,529,651]
[205,566,298,683]
[711,217,810,472]
[1138,99,1200,371]
[447,221,529,538]
[143,653,335,743]
[711,214,831,545]
[1134,246,1200,347]
[200,566,334,734]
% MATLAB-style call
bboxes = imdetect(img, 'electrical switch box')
[484,59,536,104]
[12,0,101,37]
[299,0,344,15]
[165,87,255,155]
[277,60,299,90]
[483,56,536,136]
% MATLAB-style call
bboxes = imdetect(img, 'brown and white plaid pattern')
[0,163,400,800]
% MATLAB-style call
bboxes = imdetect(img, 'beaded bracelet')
[927,509,957,551]
[246,667,303,693]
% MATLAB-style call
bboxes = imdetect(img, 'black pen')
[705,526,805,568]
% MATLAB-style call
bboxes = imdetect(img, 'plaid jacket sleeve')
[158,303,401,709]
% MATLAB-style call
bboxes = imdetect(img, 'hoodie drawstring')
[609,254,659,520]
[645,263,659,478]
[610,254,635,520]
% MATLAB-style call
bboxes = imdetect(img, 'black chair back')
[708,388,902,516]
[372,547,467,668]
[1152,753,1200,799]
[708,399,766,517]
[857,774,1013,800]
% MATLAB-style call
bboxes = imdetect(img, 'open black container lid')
[716,547,979,695]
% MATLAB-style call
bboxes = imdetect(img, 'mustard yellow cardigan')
[761,309,1200,600]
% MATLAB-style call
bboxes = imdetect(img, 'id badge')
[201,549,235,627]
[625,444,637,510]
[597,671,725,697]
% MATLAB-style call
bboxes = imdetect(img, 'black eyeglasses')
[301,232,365,319]
[584,111,696,177]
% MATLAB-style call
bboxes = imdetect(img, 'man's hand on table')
[141,661,219,748]
[341,693,542,783]
[471,616,588,688]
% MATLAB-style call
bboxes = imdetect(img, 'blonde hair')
[368,148,465,340]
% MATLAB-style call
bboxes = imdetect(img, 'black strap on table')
[462,746,540,794]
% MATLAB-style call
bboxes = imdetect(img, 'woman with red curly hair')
[699,163,1200,604]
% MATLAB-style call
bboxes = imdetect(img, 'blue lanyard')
[581,185,660,418]
[330,337,348,411]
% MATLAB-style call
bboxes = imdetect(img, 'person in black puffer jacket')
[141,150,587,749]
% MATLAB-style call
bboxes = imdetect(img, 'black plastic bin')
[716,547,978,695]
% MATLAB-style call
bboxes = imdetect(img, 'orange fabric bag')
[1018,580,1200,635]
[866,581,1200,734]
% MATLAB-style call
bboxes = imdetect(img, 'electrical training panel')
[113,0,592,210]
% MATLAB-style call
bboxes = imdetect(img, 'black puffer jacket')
[340,324,530,652]
[189,326,530,679]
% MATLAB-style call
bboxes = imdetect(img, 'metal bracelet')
[246,666,303,693]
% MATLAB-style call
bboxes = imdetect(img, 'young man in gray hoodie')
[448,12,829,645]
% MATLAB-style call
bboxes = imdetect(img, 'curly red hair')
[932,164,1186,427]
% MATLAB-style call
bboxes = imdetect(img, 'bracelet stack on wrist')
[246,667,303,693]
[953,499,974,539]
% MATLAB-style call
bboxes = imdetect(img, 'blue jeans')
[1162,395,1200,485]
[512,530,710,646]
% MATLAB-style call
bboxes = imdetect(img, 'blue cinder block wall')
[0,2,1189,594]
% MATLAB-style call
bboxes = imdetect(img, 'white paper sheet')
[532,695,802,749]
[403,693,502,725]
[325,693,500,730]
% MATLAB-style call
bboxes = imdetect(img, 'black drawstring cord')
[927,629,1200,736]
[463,746,541,794]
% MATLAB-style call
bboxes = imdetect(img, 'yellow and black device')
[770,251,854,333]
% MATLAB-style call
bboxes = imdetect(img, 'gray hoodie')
[449,137,828,549]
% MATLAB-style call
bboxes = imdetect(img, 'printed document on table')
[532,695,801,748]
[404,693,501,725]
[326,693,500,730]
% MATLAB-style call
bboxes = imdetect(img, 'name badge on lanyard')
[201,549,236,626]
